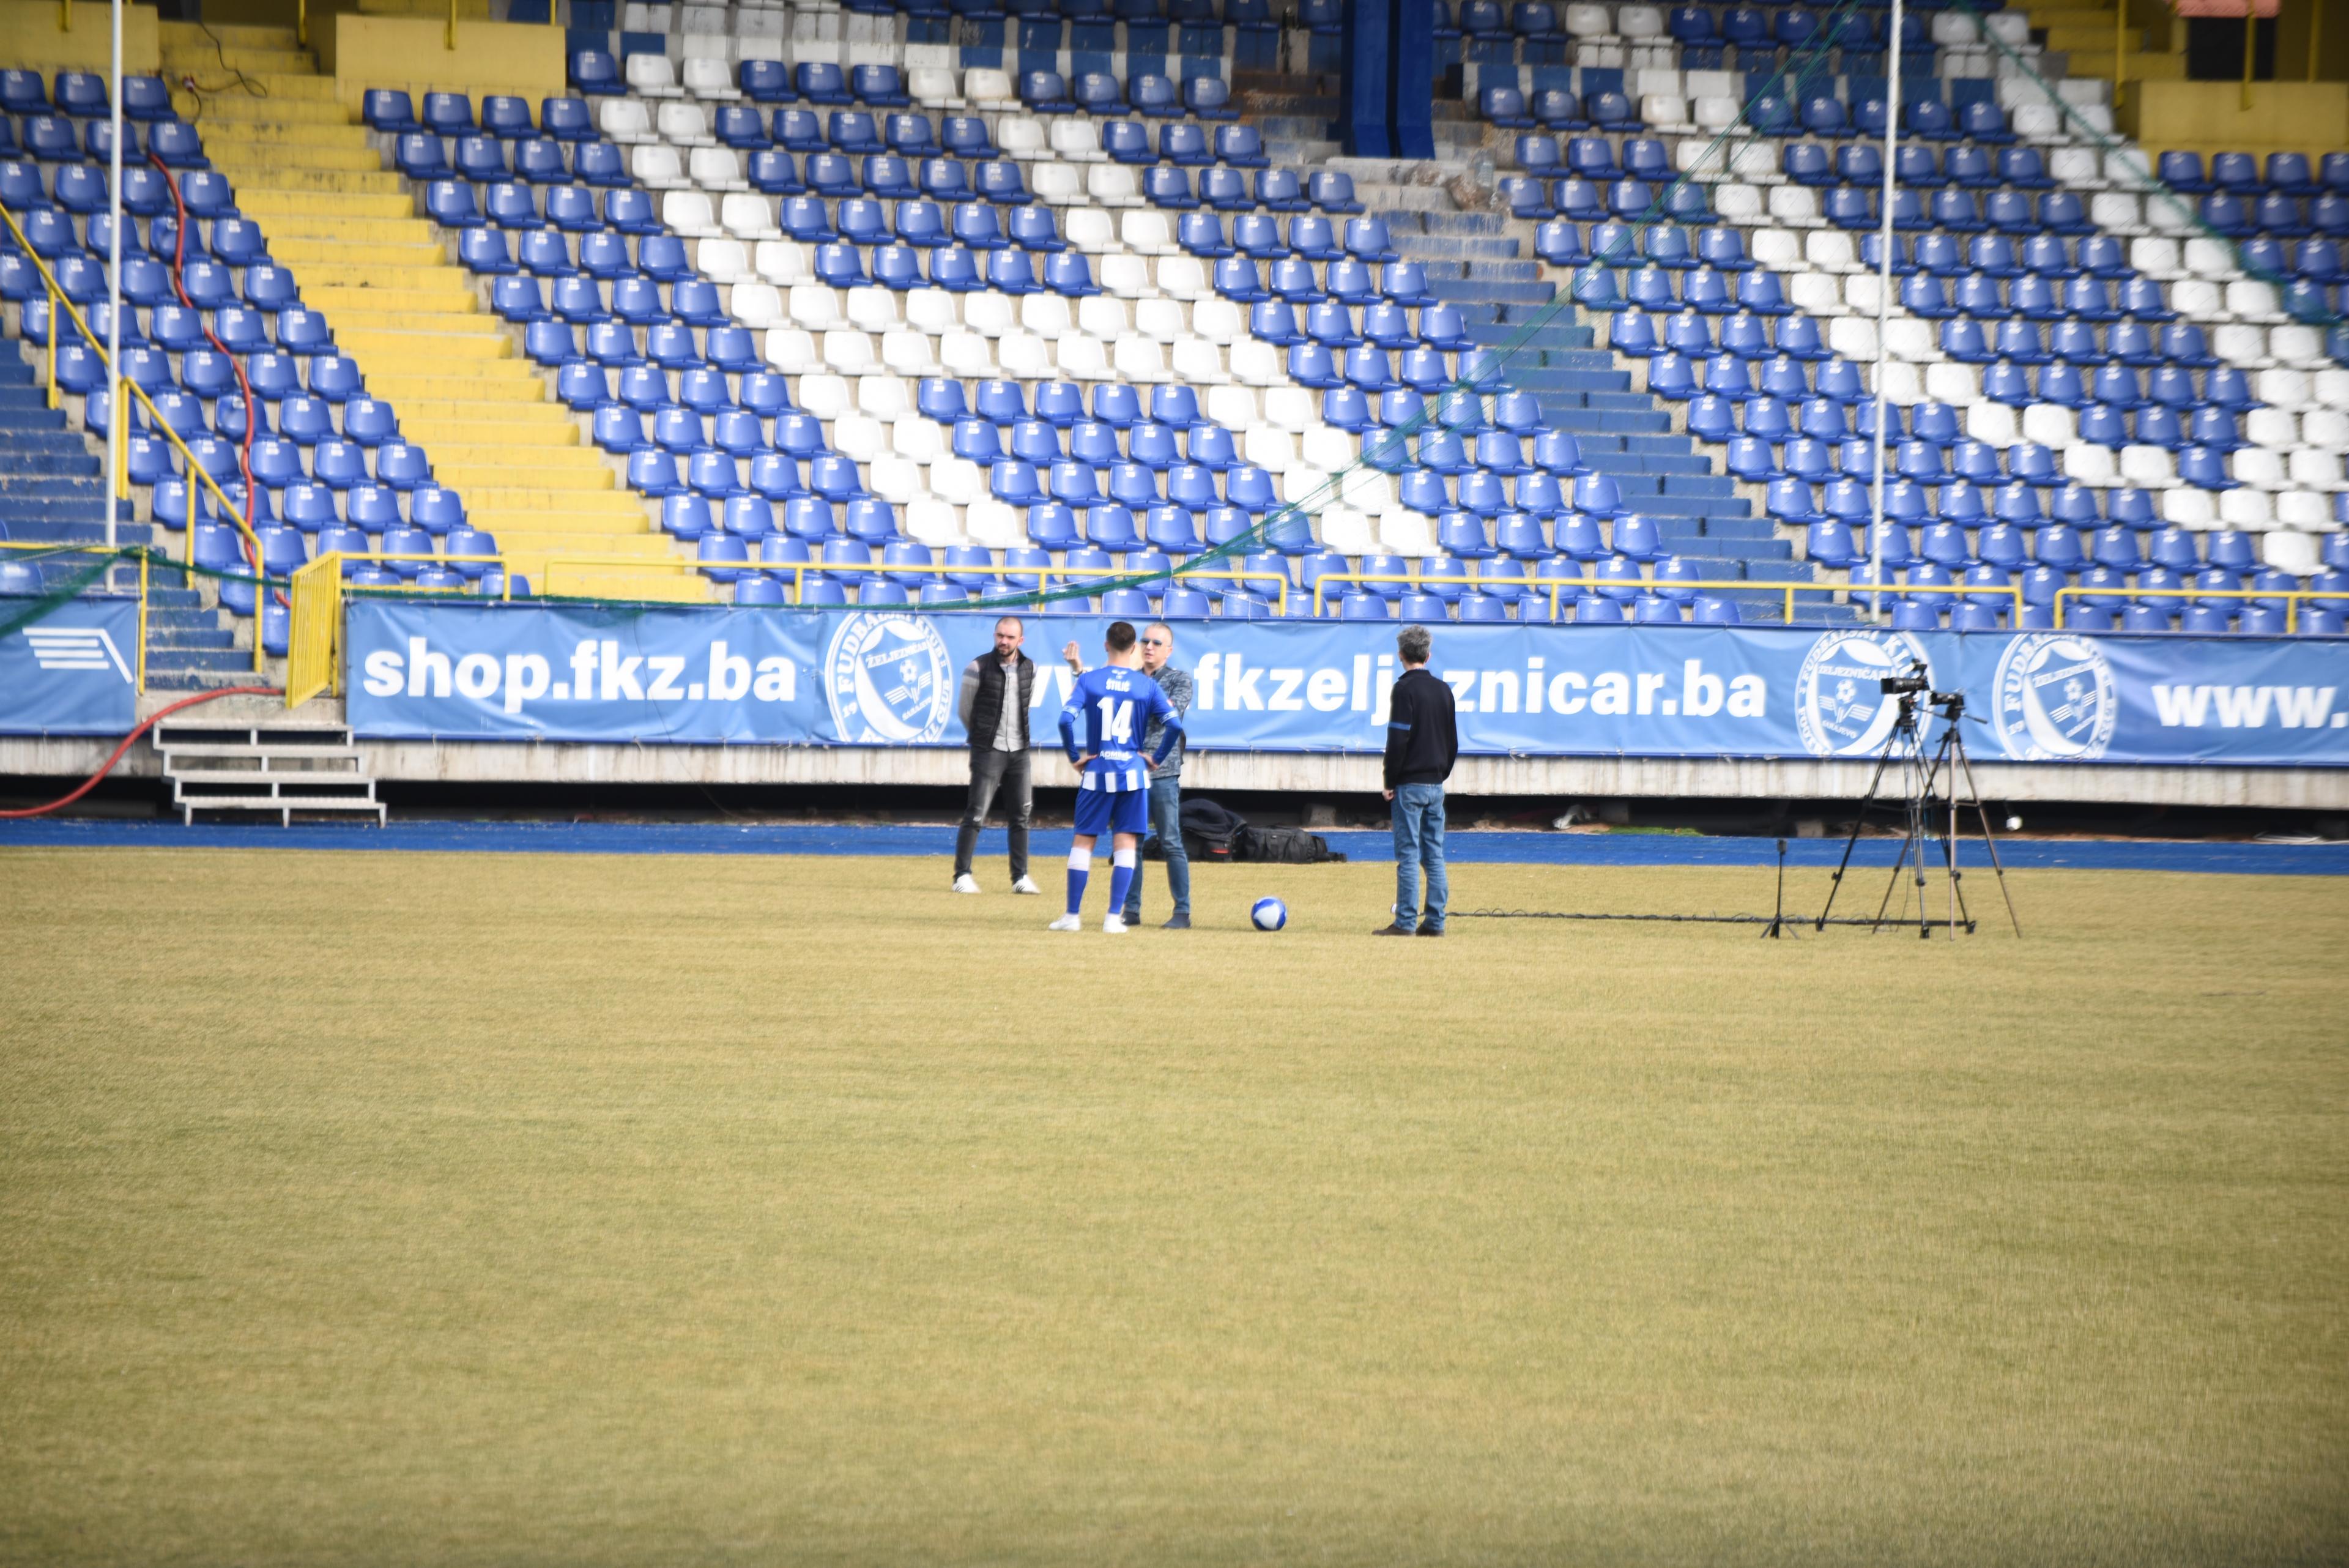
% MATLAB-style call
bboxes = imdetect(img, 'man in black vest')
[953,615,1042,895]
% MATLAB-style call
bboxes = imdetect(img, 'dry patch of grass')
[1,847,2344,1566]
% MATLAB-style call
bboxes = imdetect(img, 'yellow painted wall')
[2118,78,2349,159]
[315,11,563,114]
[0,0,160,75]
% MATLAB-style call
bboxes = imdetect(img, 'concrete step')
[336,327,514,361]
[236,189,416,222]
[168,96,350,128]
[226,168,408,197]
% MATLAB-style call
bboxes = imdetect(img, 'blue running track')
[0,819,2341,875]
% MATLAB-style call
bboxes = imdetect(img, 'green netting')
[18,0,2283,637]
[0,543,280,642]
[929,0,1876,617]
[8,4,1869,630]
[1949,0,2345,349]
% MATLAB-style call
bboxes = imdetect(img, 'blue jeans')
[1121,775,1190,920]
[1391,782,1447,932]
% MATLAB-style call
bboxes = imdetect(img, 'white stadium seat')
[881,328,941,376]
[762,327,818,373]
[696,236,749,283]
[688,146,744,190]
[660,189,716,234]
[719,194,776,240]
[728,279,782,327]
[655,101,711,144]
[1020,293,1072,338]
[753,240,809,286]
[625,53,680,96]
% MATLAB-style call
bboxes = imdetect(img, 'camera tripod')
[1815,671,2022,940]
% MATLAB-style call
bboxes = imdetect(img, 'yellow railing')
[280,549,2348,707]
[1309,571,2030,623]
[2052,583,2332,631]
[2113,0,2126,110]
[539,555,1301,604]
[0,197,270,674]
[1,539,149,691]
[289,549,501,702]
[284,552,340,706]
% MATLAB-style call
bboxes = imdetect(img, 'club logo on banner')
[1794,630,1933,756]
[1992,633,2118,760]
[824,611,954,743]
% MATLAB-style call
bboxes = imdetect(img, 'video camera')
[1879,660,1964,716]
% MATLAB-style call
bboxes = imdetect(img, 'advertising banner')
[345,600,2349,768]
[0,596,141,737]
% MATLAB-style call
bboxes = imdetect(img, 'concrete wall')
[316,10,563,114]
[2119,78,2349,158]
[9,695,2345,811]
[0,0,160,75]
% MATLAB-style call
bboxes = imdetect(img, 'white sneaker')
[952,874,981,894]
[1010,875,1041,895]
[1047,913,1083,932]
[1102,913,1128,934]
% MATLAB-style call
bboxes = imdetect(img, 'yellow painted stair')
[158,20,705,603]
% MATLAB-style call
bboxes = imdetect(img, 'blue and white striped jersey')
[1059,664,1181,792]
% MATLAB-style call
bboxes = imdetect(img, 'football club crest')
[823,612,953,743]
[1991,633,2117,761]
[1794,630,1933,756]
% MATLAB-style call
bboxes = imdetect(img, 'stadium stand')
[3,0,2345,653]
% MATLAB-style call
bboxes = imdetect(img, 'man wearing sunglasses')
[1064,621,1193,929]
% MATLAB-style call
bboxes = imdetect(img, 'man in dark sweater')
[952,616,1042,896]
[1375,624,1458,937]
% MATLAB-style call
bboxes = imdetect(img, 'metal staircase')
[155,721,385,825]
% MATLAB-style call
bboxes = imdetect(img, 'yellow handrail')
[1305,570,2035,623]
[0,198,271,674]
[448,0,458,51]
[282,550,2349,701]
[539,555,1299,603]
[2052,582,2330,633]
[0,539,149,691]
[2113,0,2126,110]
[57,0,69,32]
[298,0,308,49]
[2243,2,2257,111]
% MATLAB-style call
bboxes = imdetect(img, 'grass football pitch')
[2,845,2345,1567]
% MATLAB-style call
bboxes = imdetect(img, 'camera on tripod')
[1878,660,1962,714]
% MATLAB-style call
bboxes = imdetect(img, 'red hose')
[0,684,283,818]
[152,149,265,585]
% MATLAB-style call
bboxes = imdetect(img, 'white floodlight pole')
[1866,0,1903,626]
[103,0,124,551]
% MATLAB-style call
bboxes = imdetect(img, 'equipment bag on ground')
[1234,825,1345,864]
[1165,796,1245,863]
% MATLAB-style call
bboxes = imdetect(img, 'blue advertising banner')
[0,596,141,737]
[345,599,2349,768]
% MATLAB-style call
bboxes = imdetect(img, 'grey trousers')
[954,748,1031,880]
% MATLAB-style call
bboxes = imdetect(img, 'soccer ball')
[1250,897,1288,931]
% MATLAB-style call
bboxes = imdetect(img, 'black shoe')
[1372,923,1417,936]
[1161,913,1190,929]
[1416,924,1444,937]
[1119,910,1140,928]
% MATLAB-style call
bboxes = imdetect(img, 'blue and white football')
[1250,896,1288,932]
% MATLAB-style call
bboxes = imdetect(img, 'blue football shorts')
[1073,783,1149,838]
